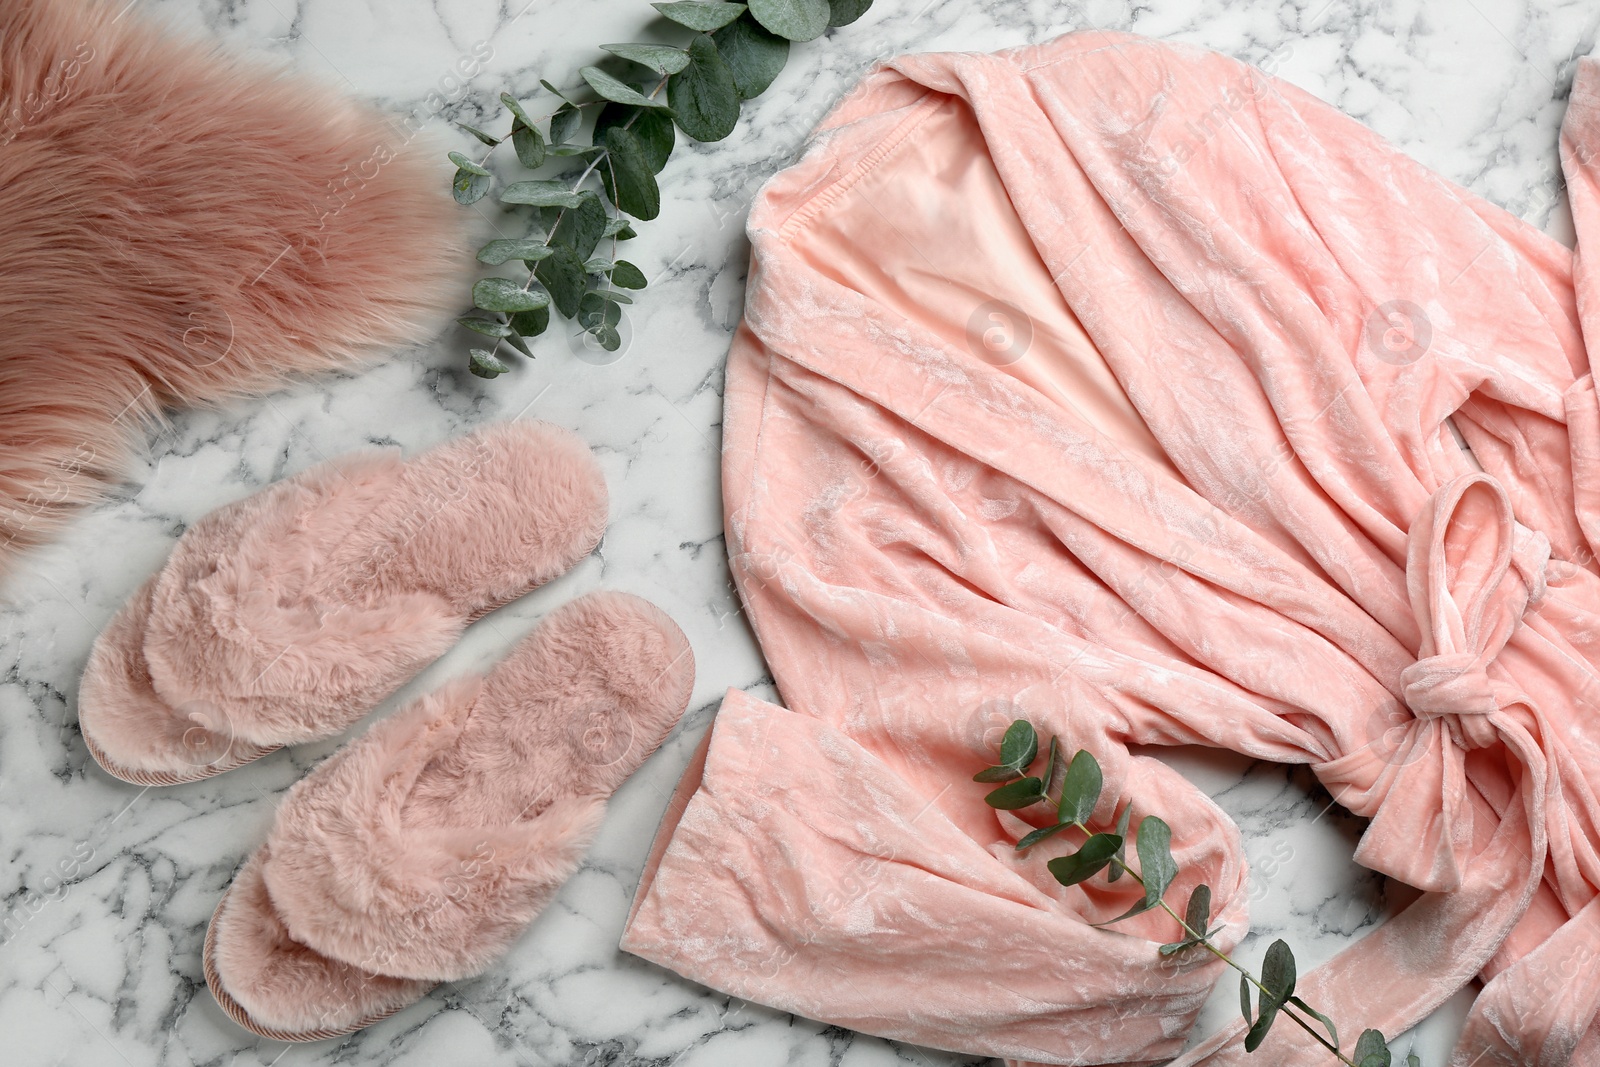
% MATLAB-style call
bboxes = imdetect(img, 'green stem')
[623,74,670,130]
[520,73,669,298]
[517,154,607,297]
[476,96,609,166]
[1051,811,1359,1067]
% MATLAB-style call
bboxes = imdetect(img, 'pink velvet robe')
[621,30,1600,1067]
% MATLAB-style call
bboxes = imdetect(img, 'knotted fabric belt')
[1179,471,1585,1067]
[1348,472,1550,893]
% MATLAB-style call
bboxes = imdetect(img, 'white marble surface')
[0,0,1590,1063]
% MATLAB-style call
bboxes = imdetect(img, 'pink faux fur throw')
[0,0,465,583]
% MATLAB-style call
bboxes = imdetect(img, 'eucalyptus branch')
[975,721,1419,1067]
[447,0,876,378]
[1075,820,1349,1066]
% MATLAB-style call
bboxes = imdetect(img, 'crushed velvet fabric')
[620,29,1600,1067]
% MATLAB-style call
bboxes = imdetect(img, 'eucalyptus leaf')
[501,180,586,209]
[584,257,615,274]
[1135,816,1178,906]
[458,316,513,337]
[449,151,490,176]
[1038,736,1060,796]
[998,720,1038,772]
[1107,801,1132,882]
[1243,996,1279,1053]
[550,103,582,144]
[1261,939,1295,1006]
[469,348,510,378]
[549,143,606,157]
[510,306,550,338]
[577,295,610,330]
[1288,997,1338,1052]
[478,239,555,265]
[535,245,588,318]
[595,100,676,173]
[582,66,671,109]
[550,191,608,260]
[579,289,624,329]
[668,34,741,142]
[972,764,1021,784]
[984,776,1044,810]
[472,278,551,314]
[540,78,577,104]
[1095,895,1158,927]
[603,126,662,220]
[611,260,649,288]
[1182,883,1212,937]
[1240,974,1252,1026]
[512,123,546,168]
[1091,816,1177,926]
[597,289,633,304]
[614,221,638,239]
[500,93,536,128]
[603,42,692,75]
[712,14,790,99]
[452,168,492,205]
[1405,1052,1420,1067]
[1354,1030,1391,1067]
[828,0,872,25]
[501,331,534,357]
[1163,921,1221,955]
[1057,749,1102,826]
[1243,940,1297,1052]
[458,123,501,146]
[653,0,748,31]
[1015,821,1069,852]
[1158,935,1203,956]
[1046,832,1121,887]
[749,0,829,41]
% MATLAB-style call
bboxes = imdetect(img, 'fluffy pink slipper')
[202,590,695,1040]
[78,421,608,785]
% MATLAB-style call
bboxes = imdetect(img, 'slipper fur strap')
[257,677,607,982]
[139,450,465,748]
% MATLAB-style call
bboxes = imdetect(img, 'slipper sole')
[203,875,422,1042]
[85,728,281,786]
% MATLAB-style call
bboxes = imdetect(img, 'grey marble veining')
[0,0,1589,1063]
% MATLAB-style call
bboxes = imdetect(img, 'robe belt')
[1353,472,1550,893]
